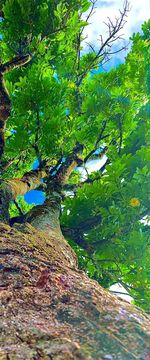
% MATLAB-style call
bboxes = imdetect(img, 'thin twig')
[84,120,107,163]
[78,0,130,85]
[14,200,24,216]
[32,110,42,165]
[85,0,97,24]
[118,116,123,155]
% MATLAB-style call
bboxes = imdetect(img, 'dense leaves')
[61,22,150,310]
[0,1,149,310]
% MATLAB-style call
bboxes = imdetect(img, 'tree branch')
[31,109,43,166]
[62,214,102,250]
[0,54,32,160]
[84,120,107,163]
[85,0,97,24]
[64,214,102,233]
[53,143,84,186]
[14,200,24,216]
[0,167,47,222]
[109,290,133,299]
[118,116,123,155]
[5,168,46,199]
[49,154,63,176]
[0,10,4,18]
[1,54,32,74]
[78,0,130,85]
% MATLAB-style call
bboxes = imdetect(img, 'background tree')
[0,0,149,358]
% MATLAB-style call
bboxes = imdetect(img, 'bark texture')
[0,169,46,222]
[5,169,46,199]
[0,222,150,360]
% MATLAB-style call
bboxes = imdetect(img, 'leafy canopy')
[0,1,149,310]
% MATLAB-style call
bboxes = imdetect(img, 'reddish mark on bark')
[19,264,30,272]
[36,268,50,288]
[58,275,72,288]
[45,223,53,229]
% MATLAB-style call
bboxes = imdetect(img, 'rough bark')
[5,169,46,199]
[0,169,46,223]
[0,221,150,360]
[54,143,83,186]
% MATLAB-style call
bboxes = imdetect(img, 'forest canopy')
[0,0,149,311]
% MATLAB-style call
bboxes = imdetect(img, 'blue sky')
[24,190,45,205]
[24,159,45,205]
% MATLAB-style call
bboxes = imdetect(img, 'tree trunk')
[0,217,149,359]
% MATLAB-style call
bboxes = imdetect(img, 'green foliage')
[0,1,149,310]
[9,197,34,218]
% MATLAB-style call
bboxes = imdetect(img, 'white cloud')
[109,283,133,303]
[82,0,150,66]
[77,156,107,181]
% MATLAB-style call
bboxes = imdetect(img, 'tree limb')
[13,200,24,216]
[0,167,47,222]
[53,143,84,186]
[78,0,130,85]
[62,214,102,250]
[84,120,107,163]
[118,116,123,155]
[64,214,102,233]
[1,54,32,74]
[85,0,97,23]
[49,154,63,176]
[0,54,32,160]
[0,10,4,18]
[3,168,46,199]
[31,109,42,165]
